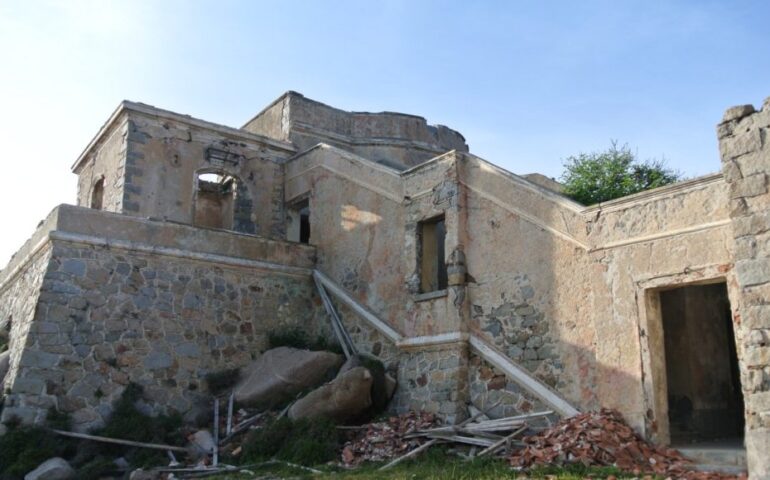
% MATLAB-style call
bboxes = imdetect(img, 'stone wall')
[390,345,469,423]
[717,98,770,478]
[468,352,553,420]
[0,206,327,431]
[0,247,52,402]
[74,113,128,213]
[244,91,469,170]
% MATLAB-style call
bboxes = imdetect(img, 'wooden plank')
[314,274,352,359]
[476,425,528,457]
[379,439,439,471]
[314,270,402,343]
[50,429,187,453]
[469,335,579,418]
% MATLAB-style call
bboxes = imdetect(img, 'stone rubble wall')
[390,345,469,424]
[717,98,770,478]
[0,247,52,403]
[468,352,553,419]
[0,217,328,431]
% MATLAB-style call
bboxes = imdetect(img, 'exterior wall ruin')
[243,92,468,170]
[3,91,770,477]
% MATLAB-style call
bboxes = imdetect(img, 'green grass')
[208,449,644,479]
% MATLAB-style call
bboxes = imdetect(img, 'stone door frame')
[634,264,741,445]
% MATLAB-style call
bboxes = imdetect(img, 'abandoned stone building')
[0,91,769,477]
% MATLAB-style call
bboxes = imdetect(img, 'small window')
[418,215,447,293]
[91,178,105,210]
[194,172,237,230]
[287,199,310,244]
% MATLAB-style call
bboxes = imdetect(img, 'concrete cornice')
[72,101,297,173]
[581,172,725,215]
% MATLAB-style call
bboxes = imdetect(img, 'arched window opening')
[194,172,238,230]
[90,177,105,210]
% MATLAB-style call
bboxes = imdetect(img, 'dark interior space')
[661,282,744,445]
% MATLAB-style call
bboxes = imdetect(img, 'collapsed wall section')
[0,206,327,431]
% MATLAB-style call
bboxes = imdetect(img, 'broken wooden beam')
[50,429,187,453]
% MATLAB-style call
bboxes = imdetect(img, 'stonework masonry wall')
[2,239,326,431]
[718,98,770,478]
[75,115,128,213]
[0,206,328,431]
[0,248,52,401]
[244,92,469,170]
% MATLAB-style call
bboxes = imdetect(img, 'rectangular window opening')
[418,215,447,293]
[287,198,310,244]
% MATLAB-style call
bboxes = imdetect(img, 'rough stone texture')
[233,347,343,407]
[243,91,468,170]
[390,345,469,424]
[468,352,551,419]
[0,208,327,431]
[718,100,770,478]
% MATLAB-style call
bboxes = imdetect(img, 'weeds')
[268,327,343,354]
[240,416,339,466]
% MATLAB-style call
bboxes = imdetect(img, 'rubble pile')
[340,411,438,466]
[509,409,746,480]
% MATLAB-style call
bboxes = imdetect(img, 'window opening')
[418,215,447,293]
[194,172,237,230]
[287,199,310,244]
[91,177,105,210]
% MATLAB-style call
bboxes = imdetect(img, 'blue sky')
[0,0,768,264]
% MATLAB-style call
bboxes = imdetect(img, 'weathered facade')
[1,91,769,477]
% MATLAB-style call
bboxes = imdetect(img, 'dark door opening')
[660,282,744,445]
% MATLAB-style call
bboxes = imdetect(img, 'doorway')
[660,282,744,445]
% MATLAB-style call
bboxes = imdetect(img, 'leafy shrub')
[241,416,339,466]
[561,141,681,205]
[204,368,241,395]
[268,327,343,354]
[0,425,67,480]
[92,383,184,468]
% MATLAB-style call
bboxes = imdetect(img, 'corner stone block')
[731,173,768,199]
[736,260,770,288]
[723,104,756,124]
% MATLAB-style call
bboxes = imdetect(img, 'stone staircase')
[677,442,747,475]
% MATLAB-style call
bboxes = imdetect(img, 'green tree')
[560,141,681,205]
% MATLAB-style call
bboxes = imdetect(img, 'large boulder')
[0,349,10,387]
[338,354,393,413]
[24,457,75,480]
[233,347,343,407]
[288,366,373,422]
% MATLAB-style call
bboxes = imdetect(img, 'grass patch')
[0,425,70,480]
[268,327,343,354]
[206,449,644,479]
[240,416,339,466]
[92,383,184,468]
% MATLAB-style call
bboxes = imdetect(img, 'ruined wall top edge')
[0,205,317,288]
[242,91,469,154]
[72,100,297,173]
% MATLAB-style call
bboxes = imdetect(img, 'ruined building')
[1,92,769,477]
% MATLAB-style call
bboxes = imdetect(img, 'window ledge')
[413,289,448,302]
